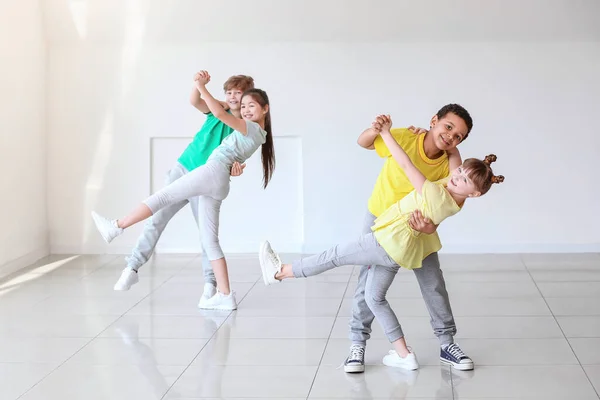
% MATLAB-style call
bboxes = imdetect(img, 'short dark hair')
[437,103,473,140]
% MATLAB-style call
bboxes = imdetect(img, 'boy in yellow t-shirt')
[257,114,503,371]
[349,104,476,372]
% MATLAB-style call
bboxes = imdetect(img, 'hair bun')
[492,175,505,184]
[484,154,497,165]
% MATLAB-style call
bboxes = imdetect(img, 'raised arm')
[357,127,378,149]
[190,72,229,113]
[194,71,247,134]
[377,115,427,194]
[358,114,402,149]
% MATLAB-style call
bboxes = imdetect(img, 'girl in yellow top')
[258,114,504,371]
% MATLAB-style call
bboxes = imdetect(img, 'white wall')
[43,0,600,255]
[0,0,48,275]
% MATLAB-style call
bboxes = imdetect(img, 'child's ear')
[430,115,439,129]
[468,191,482,198]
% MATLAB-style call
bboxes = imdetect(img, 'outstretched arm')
[194,71,247,134]
[377,115,427,194]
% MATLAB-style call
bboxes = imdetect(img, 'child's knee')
[202,237,223,261]
[364,287,387,311]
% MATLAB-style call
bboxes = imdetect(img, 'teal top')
[177,111,234,171]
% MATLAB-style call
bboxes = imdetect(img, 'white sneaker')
[201,282,217,301]
[114,268,139,291]
[198,291,237,311]
[91,211,123,243]
[383,350,419,371]
[258,241,282,285]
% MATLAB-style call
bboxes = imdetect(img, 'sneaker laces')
[336,345,365,370]
[348,345,365,361]
[446,343,467,360]
[266,247,282,270]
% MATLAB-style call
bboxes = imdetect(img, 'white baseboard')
[302,242,600,255]
[0,245,50,280]
[437,242,600,254]
[50,242,600,257]
[51,241,303,255]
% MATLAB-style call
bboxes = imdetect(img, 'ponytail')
[261,110,275,188]
[243,88,276,189]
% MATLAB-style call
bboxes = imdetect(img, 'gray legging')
[349,210,456,347]
[292,233,405,343]
[142,159,230,262]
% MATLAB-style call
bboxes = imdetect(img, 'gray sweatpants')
[349,210,456,346]
[292,233,405,343]
[126,162,227,281]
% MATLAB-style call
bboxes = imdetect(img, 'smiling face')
[430,112,469,151]
[224,88,244,111]
[241,93,268,123]
[446,165,481,198]
[222,75,254,112]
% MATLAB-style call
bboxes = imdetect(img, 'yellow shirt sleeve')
[421,180,461,225]
[433,176,451,186]
[374,128,408,158]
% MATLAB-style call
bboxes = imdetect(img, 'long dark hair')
[243,88,275,188]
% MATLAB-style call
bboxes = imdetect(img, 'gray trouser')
[292,233,405,342]
[126,162,225,284]
[349,211,457,346]
[142,160,230,263]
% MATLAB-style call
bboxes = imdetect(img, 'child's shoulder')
[432,176,451,186]
[389,127,421,145]
[242,120,267,138]
[244,120,263,131]
[421,178,450,198]
[389,127,412,137]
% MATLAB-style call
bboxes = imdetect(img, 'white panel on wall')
[151,136,303,254]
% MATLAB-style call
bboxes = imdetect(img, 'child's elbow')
[212,108,226,119]
[357,137,373,149]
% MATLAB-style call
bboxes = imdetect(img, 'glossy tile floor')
[1,252,600,399]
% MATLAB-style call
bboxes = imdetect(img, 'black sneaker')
[440,343,474,371]
[344,344,365,373]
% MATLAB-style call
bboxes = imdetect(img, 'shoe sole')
[344,364,365,373]
[440,358,474,371]
[197,304,237,311]
[197,296,238,311]
[91,212,111,243]
[383,360,419,371]
[258,241,273,286]
[113,274,138,291]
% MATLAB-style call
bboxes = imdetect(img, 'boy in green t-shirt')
[113,73,255,307]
